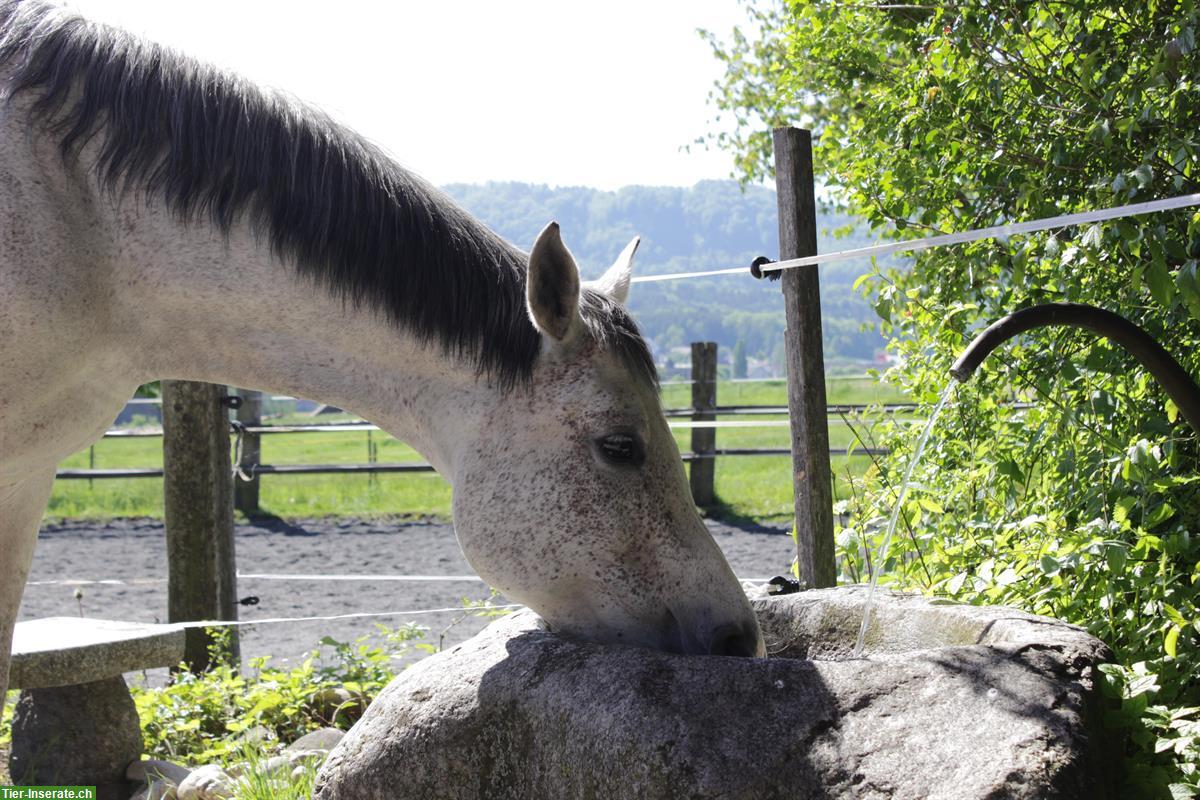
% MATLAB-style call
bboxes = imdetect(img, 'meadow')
[45,377,909,522]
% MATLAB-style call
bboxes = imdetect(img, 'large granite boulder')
[315,588,1117,800]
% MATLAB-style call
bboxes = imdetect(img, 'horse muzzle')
[663,606,765,658]
[706,621,765,658]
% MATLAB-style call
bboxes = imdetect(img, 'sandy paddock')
[17,517,794,670]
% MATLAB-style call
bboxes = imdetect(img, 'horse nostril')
[708,623,759,658]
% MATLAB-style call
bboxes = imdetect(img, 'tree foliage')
[707,1,1200,794]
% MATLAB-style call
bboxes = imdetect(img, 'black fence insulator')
[766,575,802,595]
[749,256,779,280]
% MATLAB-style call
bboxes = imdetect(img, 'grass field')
[45,377,908,523]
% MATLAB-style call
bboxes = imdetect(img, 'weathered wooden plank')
[689,342,717,507]
[774,127,836,588]
[161,380,239,669]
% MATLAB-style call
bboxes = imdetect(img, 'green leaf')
[919,497,945,514]
[1106,545,1128,573]
[996,459,1024,483]
[1165,624,1181,658]
[995,567,1020,586]
[1147,258,1175,306]
[1164,604,1188,626]
[1114,496,1137,526]
[1145,503,1177,528]
[1176,260,1200,319]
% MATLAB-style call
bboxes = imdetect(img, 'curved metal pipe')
[950,302,1200,436]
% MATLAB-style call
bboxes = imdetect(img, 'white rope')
[31,590,780,630]
[630,193,1200,284]
[663,376,868,385]
[238,572,484,582]
[26,573,487,586]
[677,417,911,428]
[631,265,747,283]
[27,571,778,588]
[246,423,377,433]
[25,578,168,587]
[106,419,800,437]
[171,604,524,629]
[671,420,790,428]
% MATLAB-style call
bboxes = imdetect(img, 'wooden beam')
[689,342,718,507]
[774,127,836,588]
[161,380,239,670]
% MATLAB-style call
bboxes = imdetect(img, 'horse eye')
[597,433,644,467]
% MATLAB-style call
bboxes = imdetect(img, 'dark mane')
[0,1,656,391]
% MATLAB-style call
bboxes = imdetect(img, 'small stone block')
[10,617,187,689]
[9,676,143,794]
[286,727,345,754]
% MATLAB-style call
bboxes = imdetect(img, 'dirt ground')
[18,516,794,673]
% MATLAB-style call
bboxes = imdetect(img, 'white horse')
[0,1,764,699]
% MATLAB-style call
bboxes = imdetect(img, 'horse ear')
[527,221,582,342]
[589,236,639,306]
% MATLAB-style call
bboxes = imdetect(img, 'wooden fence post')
[161,380,240,670]
[774,127,836,588]
[689,342,718,507]
[233,390,262,516]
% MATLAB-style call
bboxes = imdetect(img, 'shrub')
[132,623,429,764]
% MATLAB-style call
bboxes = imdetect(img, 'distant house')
[659,359,691,381]
[112,398,162,426]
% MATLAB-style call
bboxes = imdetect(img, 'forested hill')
[442,180,892,371]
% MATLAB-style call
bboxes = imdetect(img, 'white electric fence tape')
[630,193,1200,284]
[671,420,790,428]
[28,573,773,590]
[25,573,487,586]
[169,604,525,630]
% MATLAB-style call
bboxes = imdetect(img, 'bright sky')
[65,1,753,189]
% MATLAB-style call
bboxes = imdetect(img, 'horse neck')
[103,198,499,481]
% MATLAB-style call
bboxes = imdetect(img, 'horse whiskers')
[761,634,790,656]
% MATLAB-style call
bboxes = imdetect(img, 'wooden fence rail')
[68,344,896,506]
[54,447,888,481]
[66,341,905,510]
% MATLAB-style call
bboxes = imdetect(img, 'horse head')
[452,223,765,658]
